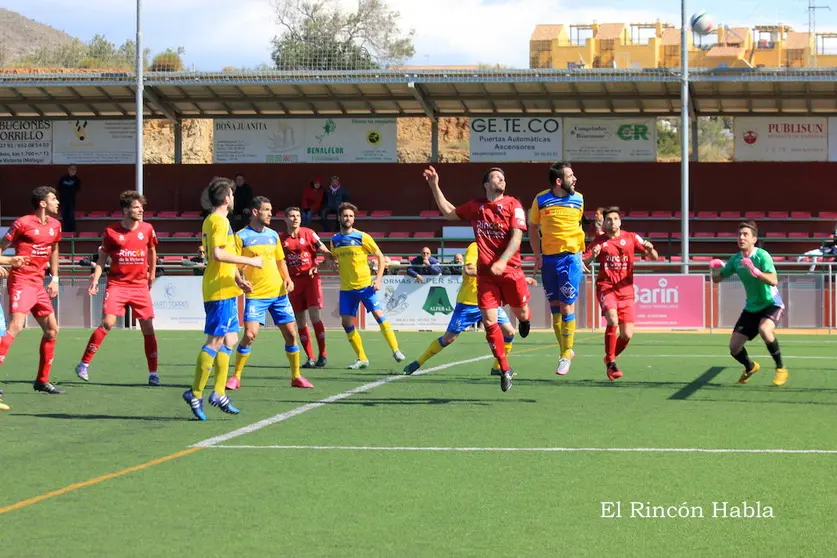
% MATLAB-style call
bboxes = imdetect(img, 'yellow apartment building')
[530,22,837,69]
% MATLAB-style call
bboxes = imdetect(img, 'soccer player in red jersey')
[0,186,64,394]
[582,207,658,380]
[75,191,161,385]
[281,206,332,368]
[0,255,30,410]
[424,165,531,392]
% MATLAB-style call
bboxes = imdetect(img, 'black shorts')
[733,305,784,340]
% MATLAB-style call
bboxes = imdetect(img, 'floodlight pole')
[680,0,690,273]
[136,0,144,195]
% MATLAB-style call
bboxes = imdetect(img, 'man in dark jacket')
[57,164,81,232]
[321,175,349,231]
[407,247,443,283]
[232,173,254,231]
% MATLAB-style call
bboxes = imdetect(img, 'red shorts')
[8,283,54,317]
[477,269,530,309]
[289,273,323,312]
[598,287,635,323]
[104,284,155,320]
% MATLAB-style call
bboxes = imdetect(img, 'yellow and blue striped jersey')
[456,242,479,306]
[235,226,286,299]
[529,189,585,256]
[202,212,242,302]
[330,230,380,291]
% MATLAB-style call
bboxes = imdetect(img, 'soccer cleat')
[225,376,240,391]
[555,350,575,376]
[75,363,89,382]
[403,361,421,375]
[490,366,501,376]
[773,367,789,387]
[348,359,369,370]
[393,350,406,363]
[737,361,760,384]
[315,355,328,368]
[606,361,623,381]
[148,373,161,387]
[0,389,9,411]
[33,381,64,394]
[182,389,207,421]
[500,369,514,392]
[519,320,531,338]
[302,358,317,369]
[291,376,314,389]
[208,391,240,415]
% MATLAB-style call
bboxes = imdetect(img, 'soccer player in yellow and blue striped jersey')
[528,162,586,376]
[403,242,534,376]
[183,177,263,421]
[330,202,405,369]
[226,196,313,391]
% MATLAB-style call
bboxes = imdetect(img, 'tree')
[150,47,186,72]
[271,0,415,71]
[656,116,733,162]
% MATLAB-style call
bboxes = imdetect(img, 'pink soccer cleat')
[225,376,241,391]
[291,376,314,389]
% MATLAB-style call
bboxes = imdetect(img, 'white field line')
[191,353,500,448]
[512,354,834,360]
[207,445,837,455]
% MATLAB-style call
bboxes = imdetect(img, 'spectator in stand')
[57,164,81,232]
[301,177,325,227]
[232,173,254,231]
[407,247,442,283]
[321,175,349,231]
[182,244,206,276]
[446,252,464,275]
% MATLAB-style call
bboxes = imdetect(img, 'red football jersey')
[4,214,62,286]
[584,231,646,290]
[280,227,322,277]
[455,196,527,273]
[101,222,158,286]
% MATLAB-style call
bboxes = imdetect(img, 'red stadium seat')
[354,210,368,218]
[74,210,87,218]
[173,232,195,238]
[109,211,122,218]
[670,256,683,262]
[78,232,98,238]
[695,232,715,238]
[651,211,672,218]
[88,211,108,218]
[790,211,811,219]
[766,232,785,238]
[273,211,285,219]
[648,232,669,239]
[180,211,201,218]
[628,211,649,218]
[789,232,811,238]
[158,211,178,218]
[693,256,711,262]
[697,211,717,219]
[773,256,787,262]
[144,211,157,218]
[670,232,683,239]
[767,211,788,219]
[62,232,77,238]
[163,256,183,263]
[368,231,385,239]
[371,210,392,217]
[818,212,837,220]
[388,232,410,238]
[720,211,740,219]
[717,232,737,238]
[744,211,765,219]
[414,232,435,238]
[419,210,441,218]
[156,232,172,238]
[318,232,333,240]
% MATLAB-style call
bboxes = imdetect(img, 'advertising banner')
[52,120,137,164]
[632,274,705,329]
[469,117,562,162]
[214,119,307,163]
[563,118,657,161]
[374,275,464,330]
[0,120,52,165]
[734,117,827,162]
[151,276,207,330]
[304,118,397,162]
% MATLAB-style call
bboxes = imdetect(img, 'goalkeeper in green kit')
[711,220,789,387]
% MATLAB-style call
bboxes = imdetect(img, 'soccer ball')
[690,11,716,35]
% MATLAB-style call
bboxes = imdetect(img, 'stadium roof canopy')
[2,68,837,121]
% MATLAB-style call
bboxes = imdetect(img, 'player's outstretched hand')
[47,281,59,299]
[423,166,439,187]
[239,279,253,294]
[249,256,264,269]
[373,277,383,292]
[490,260,507,276]
[88,279,99,296]
[285,278,295,293]
[709,258,725,269]
[0,267,7,279]
[591,244,602,258]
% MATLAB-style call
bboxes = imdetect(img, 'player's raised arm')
[423,166,459,221]
[637,236,659,261]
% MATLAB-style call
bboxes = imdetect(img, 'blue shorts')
[244,295,295,326]
[339,286,383,317]
[203,297,241,337]
[446,303,509,334]
[542,252,583,304]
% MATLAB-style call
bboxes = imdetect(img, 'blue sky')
[4,0,834,69]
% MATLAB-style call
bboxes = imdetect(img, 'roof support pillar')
[431,120,439,163]
[174,118,183,164]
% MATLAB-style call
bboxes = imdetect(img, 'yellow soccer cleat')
[0,393,9,412]
[737,361,760,384]
[773,368,789,387]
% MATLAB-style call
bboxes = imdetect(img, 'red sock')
[0,332,16,364]
[298,326,315,360]
[37,337,56,383]
[616,335,631,357]
[144,333,158,373]
[313,320,327,357]
[485,322,509,371]
[81,326,109,365]
[605,325,618,363]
